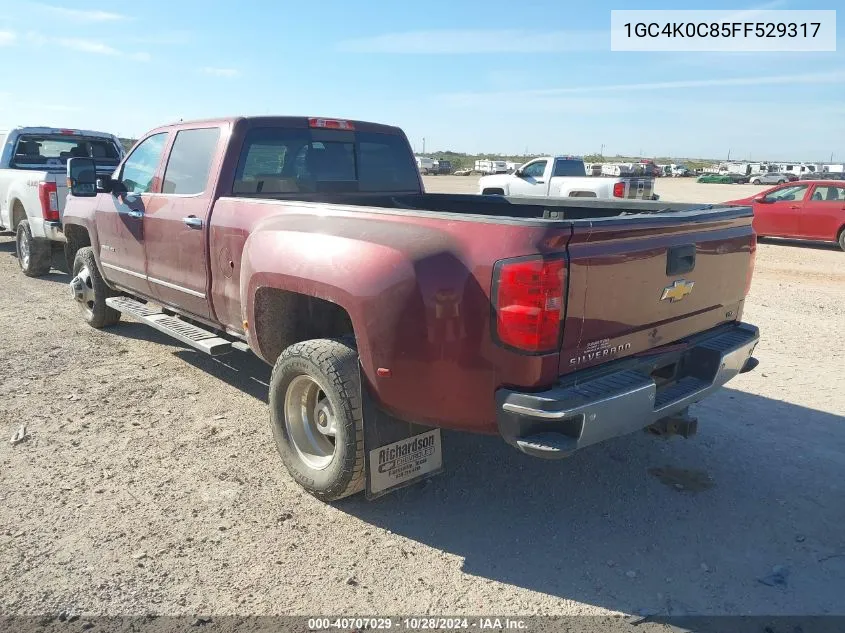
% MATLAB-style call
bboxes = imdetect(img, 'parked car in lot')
[749,172,791,185]
[801,171,845,181]
[62,115,759,502]
[0,126,124,276]
[478,155,657,199]
[724,180,845,250]
[697,173,733,184]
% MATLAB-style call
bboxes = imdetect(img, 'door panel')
[800,184,845,240]
[95,191,154,296]
[752,184,808,238]
[509,160,548,197]
[95,132,168,296]
[143,127,222,320]
[144,196,212,317]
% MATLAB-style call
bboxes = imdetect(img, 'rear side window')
[233,127,419,194]
[11,134,121,169]
[553,159,587,177]
[162,127,221,195]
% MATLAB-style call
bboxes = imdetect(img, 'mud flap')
[361,380,443,500]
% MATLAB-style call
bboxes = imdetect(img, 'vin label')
[368,429,442,495]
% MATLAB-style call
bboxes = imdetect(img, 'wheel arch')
[251,287,356,366]
[11,198,27,229]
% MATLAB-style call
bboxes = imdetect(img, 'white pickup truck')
[478,155,656,200]
[0,126,124,276]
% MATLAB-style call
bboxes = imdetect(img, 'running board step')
[515,433,578,460]
[106,296,232,356]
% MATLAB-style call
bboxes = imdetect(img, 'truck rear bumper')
[495,322,759,459]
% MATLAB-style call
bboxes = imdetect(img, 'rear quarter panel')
[209,198,574,433]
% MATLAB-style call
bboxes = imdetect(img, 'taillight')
[493,257,566,353]
[38,182,60,221]
[308,118,355,130]
[612,182,625,198]
[745,232,757,296]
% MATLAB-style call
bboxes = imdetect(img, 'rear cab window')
[553,159,587,177]
[232,127,420,195]
[11,134,122,171]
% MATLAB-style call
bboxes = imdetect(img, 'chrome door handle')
[126,209,143,219]
[183,216,203,229]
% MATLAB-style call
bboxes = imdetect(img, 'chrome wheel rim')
[284,375,337,470]
[17,231,30,269]
[69,265,96,314]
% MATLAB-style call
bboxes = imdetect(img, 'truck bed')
[232,191,739,221]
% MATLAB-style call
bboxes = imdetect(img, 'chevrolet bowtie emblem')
[661,279,695,303]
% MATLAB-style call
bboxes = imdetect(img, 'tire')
[778,180,785,185]
[752,179,761,185]
[838,228,845,252]
[269,337,364,502]
[15,219,52,277]
[70,247,121,328]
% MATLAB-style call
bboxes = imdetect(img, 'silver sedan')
[749,172,790,185]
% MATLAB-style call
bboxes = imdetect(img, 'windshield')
[233,127,420,194]
[12,134,121,170]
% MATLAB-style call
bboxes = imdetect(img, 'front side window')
[522,161,547,179]
[764,185,808,203]
[233,127,419,194]
[162,128,221,195]
[120,133,168,194]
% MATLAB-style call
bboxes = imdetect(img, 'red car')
[725,180,845,251]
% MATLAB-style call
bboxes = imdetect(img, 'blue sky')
[0,0,842,161]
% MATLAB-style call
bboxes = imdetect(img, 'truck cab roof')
[145,116,406,138]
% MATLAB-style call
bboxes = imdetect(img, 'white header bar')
[611,10,837,52]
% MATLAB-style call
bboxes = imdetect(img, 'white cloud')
[438,71,845,104]
[201,67,239,78]
[0,30,16,46]
[30,3,129,22]
[24,32,150,61]
[337,29,606,53]
[57,38,120,55]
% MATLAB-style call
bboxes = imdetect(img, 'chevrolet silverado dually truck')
[0,126,124,276]
[479,155,657,200]
[62,116,759,502]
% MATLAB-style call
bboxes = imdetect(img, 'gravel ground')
[1,178,843,619]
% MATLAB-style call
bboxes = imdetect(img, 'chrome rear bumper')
[495,323,759,459]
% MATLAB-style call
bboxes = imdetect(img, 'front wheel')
[778,180,785,184]
[69,247,121,328]
[752,179,761,185]
[838,229,845,252]
[15,219,52,277]
[269,338,364,501]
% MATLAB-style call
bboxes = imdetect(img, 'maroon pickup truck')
[62,116,759,501]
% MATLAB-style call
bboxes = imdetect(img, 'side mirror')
[67,158,98,197]
[514,168,523,178]
[754,196,770,203]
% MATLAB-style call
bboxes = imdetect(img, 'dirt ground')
[1,178,843,619]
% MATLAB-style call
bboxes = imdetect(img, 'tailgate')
[623,177,653,199]
[560,206,754,374]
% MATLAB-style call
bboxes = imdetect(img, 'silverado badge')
[661,279,694,303]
